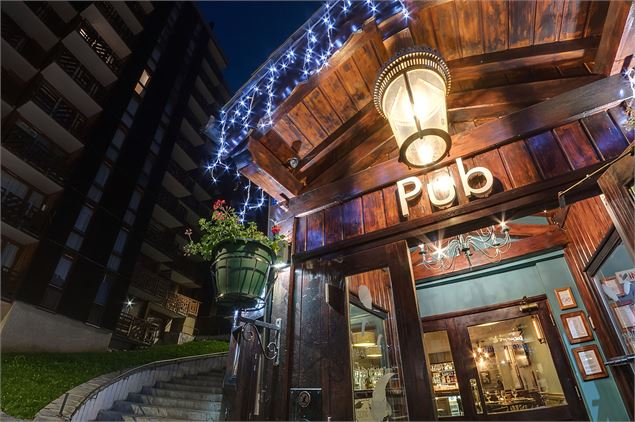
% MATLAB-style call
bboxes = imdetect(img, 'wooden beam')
[411,229,568,281]
[292,163,604,262]
[448,37,598,81]
[594,1,635,75]
[283,74,631,219]
[247,137,303,196]
[448,75,601,121]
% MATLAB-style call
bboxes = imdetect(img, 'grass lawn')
[1,339,229,419]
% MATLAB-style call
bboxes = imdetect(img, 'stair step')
[154,381,223,394]
[141,386,222,402]
[127,393,222,410]
[113,401,220,420]
[121,415,187,421]
[96,409,125,421]
[192,374,224,382]
[170,377,222,387]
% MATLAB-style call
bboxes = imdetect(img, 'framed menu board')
[555,287,577,310]
[561,311,593,344]
[572,345,608,381]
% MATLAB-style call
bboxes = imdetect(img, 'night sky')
[197,1,321,95]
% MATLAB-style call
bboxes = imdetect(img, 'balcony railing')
[53,46,104,103]
[95,2,134,47]
[31,78,87,140]
[76,19,122,75]
[167,160,195,191]
[125,1,147,24]
[191,89,219,118]
[184,108,204,132]
[145,221,180,257]
[130,264,171,300]
[167,255,202,285]
[25,2,66,37]
[1,189,50,237]
[156,188,188,222]
[1,13,47,68]
[130,264,199,317]
[3,121,71,185]
[114,312,160,345]
[1,266,22,301]
[175,136,201,164]
[182,195,210,218]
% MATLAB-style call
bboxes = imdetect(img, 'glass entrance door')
[422,298,588,420]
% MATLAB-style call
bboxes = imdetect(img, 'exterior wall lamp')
[374,47,452,168]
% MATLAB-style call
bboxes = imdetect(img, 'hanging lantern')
[374,47,451,168]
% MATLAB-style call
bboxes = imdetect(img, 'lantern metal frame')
[373,47,452,168]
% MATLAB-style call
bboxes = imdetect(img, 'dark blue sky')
[197,1,321,95]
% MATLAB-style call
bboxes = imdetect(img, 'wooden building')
[221,1,635,421]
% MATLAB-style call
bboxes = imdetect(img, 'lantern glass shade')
[375,48,451,168]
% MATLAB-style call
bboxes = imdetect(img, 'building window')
[94,163,111,189]
[66,232,84,251]
[106,254,121,271]
[50,256,73,287]
[1,238,21,269]
[74,205,94,233]
[113,230,128,255]
[134,69,151,96]
[94,275,114,306]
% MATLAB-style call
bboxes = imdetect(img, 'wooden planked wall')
[294,105,633,254]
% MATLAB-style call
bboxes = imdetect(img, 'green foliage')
[183,200,287,261]
[1,340,229,419]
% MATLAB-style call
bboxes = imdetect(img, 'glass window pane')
[467,316,567,414]
[87,185,103,203]
[423,331,463,417]
[592,243,635,354]
[66,232,84,251]
[74,206,93,233]
[106,254,121,271]
[51,257,73,287]
[94,275,113,305]
[1,243,19,268]
[94,164,111,188]
[113,230,128,254]
[112,128,126,148]
[347,268,409,421]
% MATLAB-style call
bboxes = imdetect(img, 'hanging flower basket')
[211,238,276,309]
[184,199,287,310]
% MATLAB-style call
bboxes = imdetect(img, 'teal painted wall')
[416,251,629,421]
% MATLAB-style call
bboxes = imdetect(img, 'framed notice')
[561,311,593,344]
[572,345,608,381]
[555,287,577,310]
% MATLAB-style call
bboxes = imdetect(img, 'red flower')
[213,199,226,210]
[271,225,281,235]
[213,211,223,220]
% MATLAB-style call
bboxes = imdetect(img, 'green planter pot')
[211,239,276,309]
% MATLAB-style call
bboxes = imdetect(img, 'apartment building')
[0,1,231,351]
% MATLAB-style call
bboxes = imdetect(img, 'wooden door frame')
[336,240,435,421]
[421,296,588,421]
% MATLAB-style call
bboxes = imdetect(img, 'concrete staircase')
[96,370,224,421]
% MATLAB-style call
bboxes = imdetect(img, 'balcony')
[184,108,204,133]
[166,256,203,288]
[1,266,22,301]
[155,187,188,224]
[1,189,50,238]
[172,137,200,171]
[182,195,210,219]
[51,46,104,104]
[25,2,66,38]
[145,220,179,258]
[192,89,219,118]
[94,2,134,47]
[30,78,88,141]
[1,13,47,69]
[76,18,122,75]
[125,2,148,24]
[165,292,200,317]
[114,312,160,346]
[166,160,195,191]
[2,120,71,185]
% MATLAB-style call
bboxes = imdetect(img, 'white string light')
[204,0,410,220]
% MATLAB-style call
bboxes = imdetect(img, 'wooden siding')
[294,106,631,253]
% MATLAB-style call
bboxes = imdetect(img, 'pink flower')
[184,228,193,236]
[213,199,226,210]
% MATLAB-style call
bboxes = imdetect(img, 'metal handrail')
[69,351,228,420]
[31,78,87,139]
[95,2,134,46]
[3,121,71,185]
[0,189,50,237]
[76,18,122,74]
[54,46,104,102]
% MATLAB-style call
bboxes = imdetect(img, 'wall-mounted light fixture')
[374,47,451,168]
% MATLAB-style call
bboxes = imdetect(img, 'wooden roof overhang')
[231,1,634,248]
